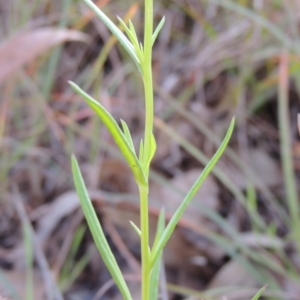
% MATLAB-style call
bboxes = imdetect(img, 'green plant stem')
[139,185,150,300]
[143,0,154,178]
[141,1,154,299]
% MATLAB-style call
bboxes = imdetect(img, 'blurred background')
[1,0,300,299]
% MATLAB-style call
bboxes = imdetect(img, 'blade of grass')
[60,225,86,286]
[60,255,90,291]
[154,116,266,229]
[251,284,267,300]
[117,17,143,62]
[71,155,132,300]
[121,119,135,151]
[152,16,165,45]
[151,118,235,266]
[130,221,141,237]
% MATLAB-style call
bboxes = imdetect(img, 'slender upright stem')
[139,185,150,300]
[141,1,154,299]
[140,1,154,299]
[143,0,154,178]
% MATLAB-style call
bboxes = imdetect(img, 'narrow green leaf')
[117,16,130,32]
[152,16,165,46]
[83,0,140,68]
[129,221,151,255]
[149,209,165,300]
[143,133,156,170]
[128,19,139,47]
[251,284,267,300]
[151,118,235,266]
[69,81,147,187]
[71,156,132,300]
[129,220,141,237]
[117,18,138,48]
[150,133,157,160]
[151,209,165,252]
[61,225,86,281]
[117,17,143,63]
[61,254,89,291]
[120,119,135,152]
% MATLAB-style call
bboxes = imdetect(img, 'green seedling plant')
[70,0,235,299]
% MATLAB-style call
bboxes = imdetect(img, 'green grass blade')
[143,133,156,170]
[69,81,146,186]
[151,209,165,257]
[60,225,86,282]
[61,255,89,291]
[83,0,140,68]
[251,284,267,300]
[128,19,141,53]
[149,209,165,300]
[129,221,141,237]
[71,156,132,300]
[117,17,143,61]
[155,116,265,228]
[151,118,235,266]
[120,119,135,152]
[152,16,165,46]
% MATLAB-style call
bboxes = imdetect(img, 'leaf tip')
[68,81,77,90]
[71,154,78,169]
